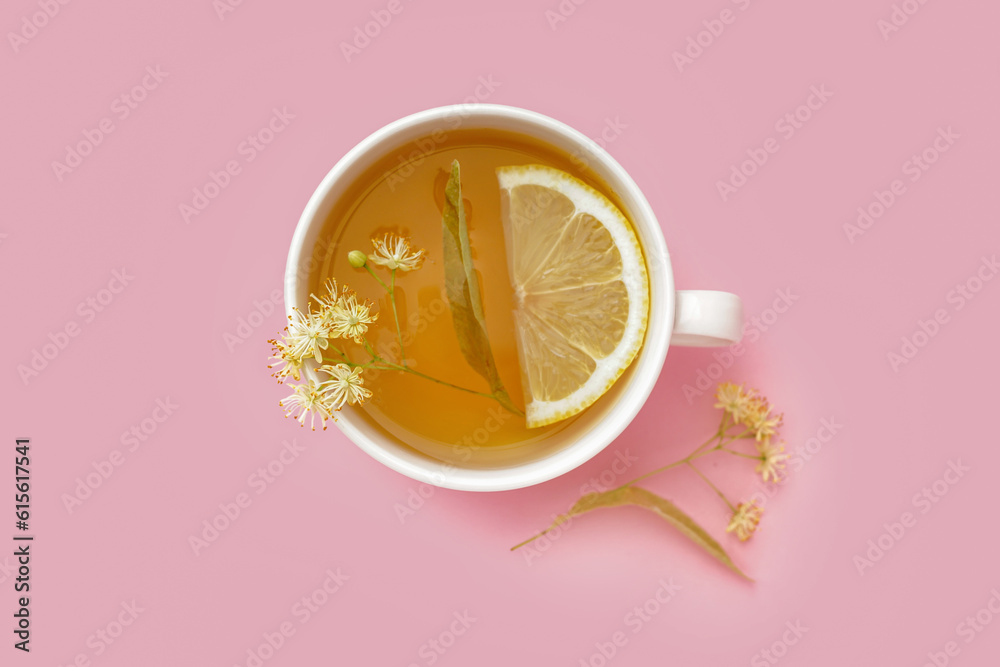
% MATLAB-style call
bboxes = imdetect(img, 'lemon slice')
[497,165,649,428]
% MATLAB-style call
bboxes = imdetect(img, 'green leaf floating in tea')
[441,160,521,416]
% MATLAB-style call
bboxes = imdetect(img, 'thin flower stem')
[387,268,407,367]
[320,353,374,369]
[690,432,723,457]
[720,429,752,444]
[325,347,353,364]
[510,534,541,551]
[623,440,719,488]
[510,521,565,551]
[364,264,408,367]
[691,415,727,457]
[379,360,488,396]
[621,421,755,489]
[324,345,524,416]
[324,353,507,405]
[719,423,758,441]
[363,264,389,292]
[491,391,526,418]
[376,359,525,416]
[686,461,736,512]
[720,411,731,434]
[725,450,761,461]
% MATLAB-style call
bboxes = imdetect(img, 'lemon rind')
[497,165,650,428]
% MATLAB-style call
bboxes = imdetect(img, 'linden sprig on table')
[513,383,789,579]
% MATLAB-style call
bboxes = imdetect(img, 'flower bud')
[347,250,367,268]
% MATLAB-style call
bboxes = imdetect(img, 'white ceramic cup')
[284,104,743,492]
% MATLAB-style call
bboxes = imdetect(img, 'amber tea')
[295,127,648,464]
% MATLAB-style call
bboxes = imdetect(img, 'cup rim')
[284,103,674,491]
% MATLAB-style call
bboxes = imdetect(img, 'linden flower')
[745,398,783,443]
[756,440,790,483]
[280,380,335,431]
[310,278,344,317]
[267,339,303,382]
[717,382,783,443]
[283,307,333,363]
[726,501,764,542]
[368,233,426,271]
[328,292,377,343]
[319,363,372,410]
[714,382,753,423]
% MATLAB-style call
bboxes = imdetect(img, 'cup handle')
[672,290,744,347]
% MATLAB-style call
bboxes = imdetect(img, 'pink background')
[3,0,999,664]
